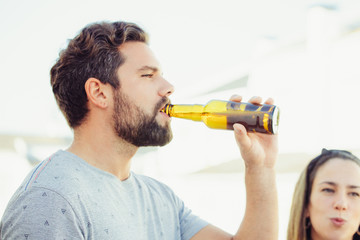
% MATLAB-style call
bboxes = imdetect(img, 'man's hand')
[230,95,278,169]
[191,95,279,240]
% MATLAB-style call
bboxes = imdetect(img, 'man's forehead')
[118,41,153,58]
[118,41,161,69]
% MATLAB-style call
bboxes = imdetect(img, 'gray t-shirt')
[0,150,208,240]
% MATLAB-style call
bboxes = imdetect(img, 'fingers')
[230,95,275,105]
[229,94,242,102]
[264,97,274,105]
[248,96,262,105]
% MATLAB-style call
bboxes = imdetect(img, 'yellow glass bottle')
[161,100,280,134]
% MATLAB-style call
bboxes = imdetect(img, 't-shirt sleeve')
[177,199,208,240]
[0,187,85,240]
[159,182,208,240]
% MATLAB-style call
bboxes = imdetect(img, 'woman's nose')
[333,194,348,211]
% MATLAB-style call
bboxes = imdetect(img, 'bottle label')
[225,101,275,134]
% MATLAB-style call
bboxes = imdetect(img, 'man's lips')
[158,102,171,120]
[159,101,171,115]
[330,218,346,227]
[159,105,166,113]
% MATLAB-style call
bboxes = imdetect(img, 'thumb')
[233,123,251,151]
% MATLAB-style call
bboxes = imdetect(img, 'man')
[0,21,278,239]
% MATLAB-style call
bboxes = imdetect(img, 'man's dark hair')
[50,21,148,128]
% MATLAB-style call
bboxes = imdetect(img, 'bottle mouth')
[160,104,172,117]
[272,107,280,134]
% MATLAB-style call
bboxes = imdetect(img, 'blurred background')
[1,0,360,239]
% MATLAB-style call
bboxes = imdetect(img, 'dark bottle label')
[226,102,274,133]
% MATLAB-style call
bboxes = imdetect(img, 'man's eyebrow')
[137,66,159,72]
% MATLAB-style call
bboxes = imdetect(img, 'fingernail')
[233,124,241,133]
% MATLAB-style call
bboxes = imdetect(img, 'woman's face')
[307,158,360,240]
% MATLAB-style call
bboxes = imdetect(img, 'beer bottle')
[161,100,280,134]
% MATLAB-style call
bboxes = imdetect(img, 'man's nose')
[159,78,174,97]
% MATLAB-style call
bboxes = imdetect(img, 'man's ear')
[84,78,111,109]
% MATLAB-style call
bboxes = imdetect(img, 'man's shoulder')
[18,150,99,202]
[25,151,83,187]
[1,150,99,223]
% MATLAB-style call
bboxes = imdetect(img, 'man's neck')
[67,126,138,181]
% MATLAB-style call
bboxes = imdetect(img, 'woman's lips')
[330,218,346,227]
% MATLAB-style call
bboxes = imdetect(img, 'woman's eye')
[350,192,360,197]
[322,188,334,193]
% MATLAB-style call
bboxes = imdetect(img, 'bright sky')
[0,0,360,163]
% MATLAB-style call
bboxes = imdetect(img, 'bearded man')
[0,21,278,240]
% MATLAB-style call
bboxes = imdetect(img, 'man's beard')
[112,90,173,147]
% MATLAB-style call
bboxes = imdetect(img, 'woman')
[287,149,360,240]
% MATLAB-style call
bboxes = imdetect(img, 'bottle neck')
[162,104,204,121]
